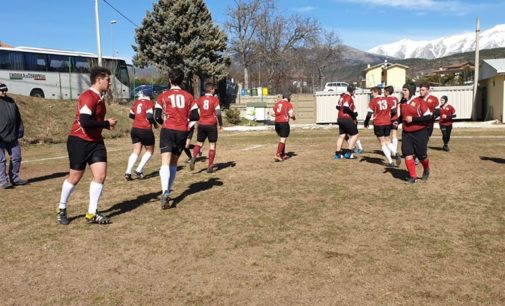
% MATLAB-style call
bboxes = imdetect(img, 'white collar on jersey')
[89,87,105,101]
[171,85,181,90]
[205,93,213,96]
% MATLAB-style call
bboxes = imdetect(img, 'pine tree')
[133,0,228,88]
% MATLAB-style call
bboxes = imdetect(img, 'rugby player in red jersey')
[154,69,199,209]
[334,85,359,159]
[384,86,400,156]
[419,83,440,138]
[273,92,296,161]
[438,95,456,152]
[190,82,224,173]
[364,86,400,167]
[399,83,432,184]
[57,67,118,225]
[124,92,156,180]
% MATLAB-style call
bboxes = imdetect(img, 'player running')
[154,69,199,209]
[439,95,456,152]
[364,86,400,167]
[273,92,296,161]
[399,83,432,184]
[56,67,117,225]
[124,92,156,180]
[189,82,224,173]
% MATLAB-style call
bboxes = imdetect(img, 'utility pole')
[473,17,480,120]
[95,0,103,66]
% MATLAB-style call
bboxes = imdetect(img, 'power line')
[102,0,139,27]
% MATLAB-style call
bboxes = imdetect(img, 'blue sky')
[1,0,503,64]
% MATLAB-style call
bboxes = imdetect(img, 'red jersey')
[439,104,456,126]
[400,97,431,132]
[337,93,355,119]
[387,96,399,121]
[130,97,154,130]
[424,94,439,123]
[69,88,106,142]
[368,96,393,126]
[273,99,294,123]
[196,94,221,126]
[155,87,197,132]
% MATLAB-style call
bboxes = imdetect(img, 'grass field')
[1,127,505,305]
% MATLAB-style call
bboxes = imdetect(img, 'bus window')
[49,55,70,72]
[24,53,48,71]
[0,50,23,70]
[74,57,91,73]
[118,66,129,87]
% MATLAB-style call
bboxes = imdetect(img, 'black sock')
[184,148,192,159]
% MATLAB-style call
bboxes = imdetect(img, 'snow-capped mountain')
[367,24,505,59]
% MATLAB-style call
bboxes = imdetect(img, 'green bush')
[225,108,241,125]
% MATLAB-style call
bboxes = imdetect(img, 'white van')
[323,81,349,93]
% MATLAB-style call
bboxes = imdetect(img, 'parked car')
[132,84,169,99]
[323,81,349,93]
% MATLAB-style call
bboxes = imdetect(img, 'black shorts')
[402,128,429,158]
[338,118,358,136]
[67,136,107,171]
[197,124,218,143]
[187,125,195,140]
[374,125,391,137]
[275,122,290,138]
[159,129,188,155]
[427,122,435,137]
[130,127,155,146]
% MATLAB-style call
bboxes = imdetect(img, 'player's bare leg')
[334,134,346,159]
[345,134,359,159]
[183,138,192,162]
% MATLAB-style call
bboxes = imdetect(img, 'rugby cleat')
[85,212,111,224]
[395,153,402,166]
[274,155,283,162]
[124,173,132,181]
[57,208,69,225]
[160,191,172,209]
[414,157,419,165]
[353,148,364,155]
[405,177,417,185]
[333,153,343,160]
[206,166,215,173]
[134,171,144,179]
[386,162,396,168]
[188,157,196,170]
[344,152,355,159]
[11,179,28,186]
[443,144,449,152]
[421,169,430,181]
[0,181,13,189]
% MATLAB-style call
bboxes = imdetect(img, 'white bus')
[0,46,130,101]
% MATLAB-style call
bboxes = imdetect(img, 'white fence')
[316,85,474,124]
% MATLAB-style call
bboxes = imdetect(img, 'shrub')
[225,108,241,125]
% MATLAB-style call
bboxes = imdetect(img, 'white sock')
[159,165,170,193]
[168,165,177,191]
[392,138,398,151]
[386,142,397,156]
[125,153,138,174]
[135,152,152,173]
[88,181,104,214]
[59,179,75,209]
[382,145,392,163]
[355,140,363,150]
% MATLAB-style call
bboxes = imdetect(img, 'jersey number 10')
[169,94,185,108]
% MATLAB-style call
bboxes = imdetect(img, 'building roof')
[480,58,505,80]
[362,62,409,73]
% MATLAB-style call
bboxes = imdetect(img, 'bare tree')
[303,30,342,90]
[225,0,273,90]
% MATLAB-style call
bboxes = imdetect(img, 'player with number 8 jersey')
[154,69,199,209]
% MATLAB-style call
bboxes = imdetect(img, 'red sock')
[192,144,201,158]
[208,149,216,168]
[421,158,430,171]
[405,158,417,178]
[276,142,285,156]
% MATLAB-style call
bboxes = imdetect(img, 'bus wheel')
[30,89,45,98]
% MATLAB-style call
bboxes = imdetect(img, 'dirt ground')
[1,128,504,305]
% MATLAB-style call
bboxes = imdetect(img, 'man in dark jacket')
[0,83,27,189]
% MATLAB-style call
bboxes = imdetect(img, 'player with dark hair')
[439,95,456,151]
[57,67,117,225]
[384,85,400,156]
[399,83,432,184]
[155,69,199,209]
[334,85,359,159]
[419,83,440,137]
[364,86,400,167]
[273,92,296,161]
[124,92,156,180]
[190,82,224,173]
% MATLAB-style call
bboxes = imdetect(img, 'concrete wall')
[485,76,505,123]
